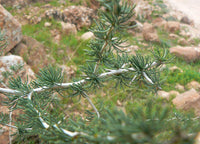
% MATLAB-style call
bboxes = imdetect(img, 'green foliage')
[33,65,63,87]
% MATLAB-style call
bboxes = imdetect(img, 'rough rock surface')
[172,89,200,115]
[0,55,35,144]
[187,81,200,90]
[165,21,180,33]
[0,5,22,54]
[81,32,94,40]
[61,22,77,35]
[45,6,96,30]
[12,36,55,72]
[170,46,200,62]
[134,1,152,19]
[152,17,167,28]
[142,23,159,42]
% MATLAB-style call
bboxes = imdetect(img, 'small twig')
[93,26,113,73]
[9,106,14,144]
[83,92,100,118]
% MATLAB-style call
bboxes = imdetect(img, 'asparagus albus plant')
[0,0,199,143]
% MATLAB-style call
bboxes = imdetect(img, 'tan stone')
[81,32,94,41]
[142,23,159,42]
[0,5,22,54]
[12,36,55,72]
[169,66,183,73]
[62,6,96,30]
[175,84,185,91]
[172,89,200,115]
[152,17,166,28]
[44,22,51,27]
[170,46,200,62]
[187,81,200,90]
[157,90,170,100]
[169,34,179,40]
[169,90,180,96]
[61,22,77,35]
[178,38,188,46]
[0,55,35,82]
[165,21,180,33]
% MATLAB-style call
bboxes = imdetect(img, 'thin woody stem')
[93,26,114,73]
[83,92,100,118]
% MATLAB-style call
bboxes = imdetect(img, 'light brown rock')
[152,17,166,28]
[135,1,152,19]
[169,66,183,73]
[62,6,96,30]
[0,5,22,54]
[170,46,200,62]
[169,33,179,40]
[158,90,170,100]
[158,90,180,100]
[165,21,180,33]
[61,22,77,35]
[44,22,51,27]
[142,23,159,42]
[0,55,35,82]
[178,38,188,46]
[0,55,35,144]
[172,89,200,115]
[12,36,55,72]
[187,81,200,90]
[81,32,94,40]
[175,84,185,91]
[169,90,180,96]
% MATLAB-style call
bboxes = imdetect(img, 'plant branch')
[83,92,100,118]
[93,26,114,73]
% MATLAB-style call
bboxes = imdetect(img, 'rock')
[152,17,166,28]
[45,6,96,30]
[170,46,200,62]
[44,22,51,27]
[54,34,61,44]
[81,32,94,40]
[187,81,200,90]
[119,42,138,55]
[169,90,180,96]
[180,16,192,25]
[175,84,185,91]
[158,90,180,100]
[62,6,96,30]
[142,23,159,42]
[135,1,152,19]
[0,55,35,82]
[59,65,76,81]
[50,29,61,44]
[165,21,180,33]
[158,91,170,100]
[180,30,191,38]
[172,89,200,115]
[0,5,22,55]
[169,34,179,40]
[1,0,28,7]
[0,55,35,144]
[61,22,77,35]
[12,36,55,72]
[169,66,183,73]
[178,38,188,46]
